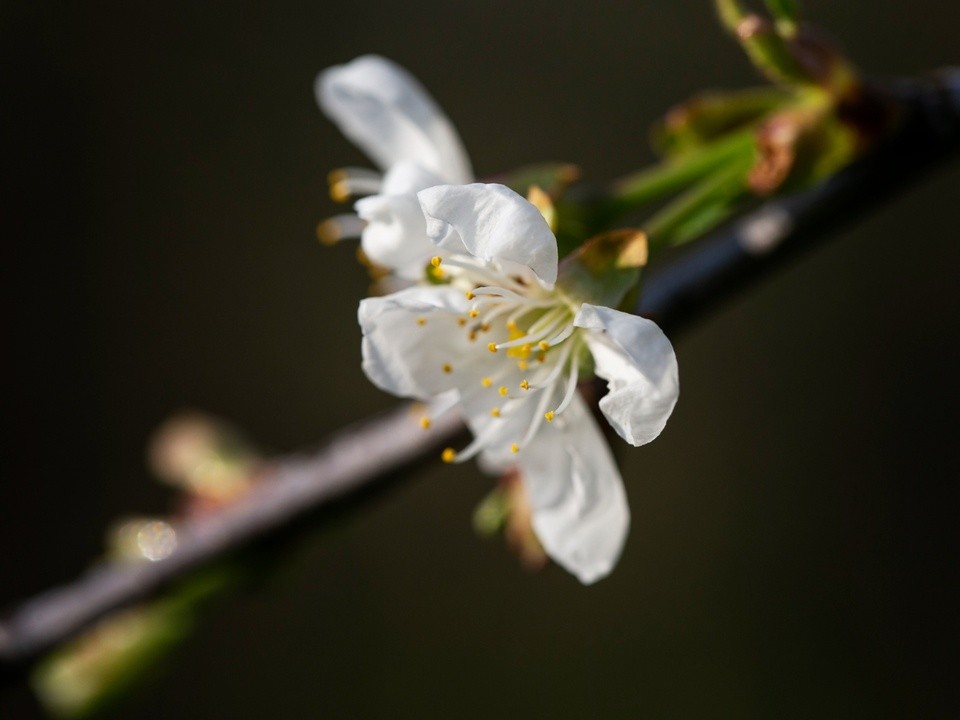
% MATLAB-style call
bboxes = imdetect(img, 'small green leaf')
[644,156,755,252]
[652,87,794,157]
[763,0,801,34]
[473,486,511,536]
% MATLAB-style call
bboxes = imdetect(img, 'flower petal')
[574,304,679,446]
[519,394,630,584]
[355,194,432,277]
[379,159,444,197]
[418,184,559,286]
[461,377,561,468]
[358,286,473,399]
[317,55,472,183]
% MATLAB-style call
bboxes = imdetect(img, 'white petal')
[461,377,560,468]
[317,55,472,183]
[355,194,435,280]
[355,162,459,278]
[519,394,630,584]
[379,159,444,196]
[418,184,559,286]
[575,304,679,447]
[358,286,472,399]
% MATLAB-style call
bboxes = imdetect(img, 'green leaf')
[652,87,794,157]
[763,0,801,34]
[608,130,756,216]
[644,155,755,253]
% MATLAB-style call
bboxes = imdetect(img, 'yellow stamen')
[416,317,427,327]
[519,379,530,390]
[442,363,453,374]
[329,181,351,203]
[430,256,442,268]
[538,341,550,351]
[517,360,528,371]
[536,353,547,363]
[490,407,501,418]
[468,309,479,318]
[465,291,475,300]
[544,411,555,422]
[468,331,478,342]
[487,342,498,353]
[420,417,432,429]
[480,323,491,332]
[441,448,456,463]
[457,317,468,327]
[481,377,493,388]
[498,386,509,397]
[507,320,519,332]
[510,443,520,454]
[316,219,341,246]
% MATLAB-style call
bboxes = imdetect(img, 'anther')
[481,377,493,388]
[487,343,498,353]
[468,331,477,342]
[468,309,479,318]
[510,443,520,454]
[417,317,427,326]
[329,181,351,203]
[442,363,453,374]
[544,411,555,422]
[420,417,432,429]
[480,323,491,332]
[498,386,509,397]
[490,407,501,418]
[441,448,456,463]
[457,317,468,327]
[536,353,547,363]
[538,341,550,351]
[517,361,528,371]
[507,320,519,332]
[431,256,443,268]
[316,214,366,246]
[465,291,475,300]
[519,379,530,391]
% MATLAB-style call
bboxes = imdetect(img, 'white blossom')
[316,55,473,278]
[359,183,679,583]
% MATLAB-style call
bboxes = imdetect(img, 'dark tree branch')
[1,69,958,684]
[637,70,960,327]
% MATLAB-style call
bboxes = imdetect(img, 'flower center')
[422,256,587,464]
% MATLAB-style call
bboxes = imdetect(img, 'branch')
[1,69,958,682]
[637,71,960,326]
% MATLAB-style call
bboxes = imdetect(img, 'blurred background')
[2,1,959,717]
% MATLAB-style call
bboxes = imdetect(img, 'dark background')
[2,1,959,717]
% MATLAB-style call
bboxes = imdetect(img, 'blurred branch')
[1,69,959,686]
[638,70,960,327]
[0,404,464,685]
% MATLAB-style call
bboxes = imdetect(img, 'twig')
[1,70,958,681]
[0,403,465,679]
[637,70,960,326]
